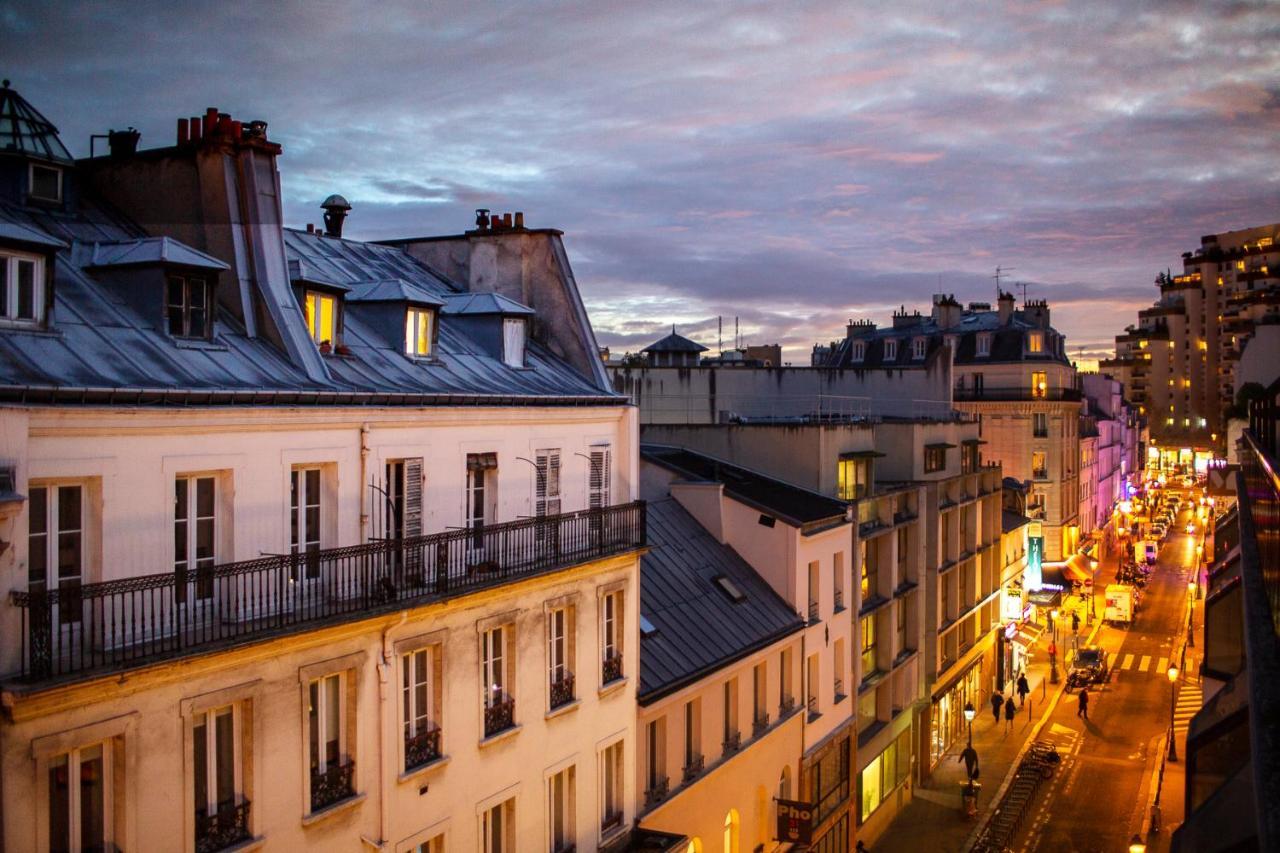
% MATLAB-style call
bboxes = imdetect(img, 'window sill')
[174,338,228,351]
[833,603,847,615]
[807,710,823,723]
[598,677,629,700]
[834,692,848,705]
[600,821,630,847]
[301,792,366,828]
[397,754,450,785]
[478,723,522,749]
[217,837,266,853]
[0,323,59,338]
[546,699,580,721]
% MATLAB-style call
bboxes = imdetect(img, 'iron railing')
[310,760,355,812]
[753,712,770,737]
[404,725,442,772]
[954,387,1082,403]
[601,652,623,685]
[195,800,251,853]
[484,693,516,738]
[682,753,704,782]
[549,671,576,709]
[644,777,670,806]
[722,730,742,757]
[11,501,646,682]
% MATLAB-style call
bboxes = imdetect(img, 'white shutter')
[404,458,423,537]
[547,450,561,515]
[588,446,610,509]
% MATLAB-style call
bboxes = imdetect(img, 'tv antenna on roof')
[1016,281,1030,303]
[994,266,1015,300]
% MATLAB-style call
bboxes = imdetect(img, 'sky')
[6,0,1279,368]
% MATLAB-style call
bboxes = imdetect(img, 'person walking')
[1077,686,1090,720]
[990,690,1003,726]
[1004,695,1017,732]
[1016,672,1030,708]
[1072,610,1080,636]
[959,742,979,780]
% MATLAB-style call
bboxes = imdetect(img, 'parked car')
[1068,646,1111,689]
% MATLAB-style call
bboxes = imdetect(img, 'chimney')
[321,194,352,239]
[1024,299,1050,329]
[932,293,962,329]
[845,318,876,340]
[107,127,140,159]
[997,290,1016,325]
[514,211,524,229]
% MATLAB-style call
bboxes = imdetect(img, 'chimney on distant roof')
[321,194,351,238]
[997,290,1016,326]
[932,293,962,329]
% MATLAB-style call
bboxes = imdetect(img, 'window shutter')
[548,450,561,515]
[404,458,423,537]
[589,450,603,509]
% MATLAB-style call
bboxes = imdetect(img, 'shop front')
[928,659,984,768]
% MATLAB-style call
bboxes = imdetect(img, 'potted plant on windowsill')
[319,340,333,355]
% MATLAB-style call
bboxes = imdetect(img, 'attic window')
[884,340,898,360]
[912,337,927,359]
[166,275,211,339]
[503,317,526,368]
[404,306,435,358]
[850,341,865,362]
[976,333,991,357]
[640,615,657,637]
[305,290,340,349]
[1027,332,1043,354]
[0,250,44,325]
[28,164,62,203]
[713,576,746,603]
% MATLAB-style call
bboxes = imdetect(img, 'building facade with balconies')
[0,86,656,853]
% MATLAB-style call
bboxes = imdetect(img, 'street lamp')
[1049,609,1060,684]
[1188,580,1197,648]
[964,700,975,745]
[1129,834,1147,853]
[1167,664,1180,762]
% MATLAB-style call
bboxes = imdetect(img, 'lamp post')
[964,701,975,745]
[1048,609,1059,684]
[1187,580,1197,648]
[1167,664,1180,762]
[1130,834,1147,853]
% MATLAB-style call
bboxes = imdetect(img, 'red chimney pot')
[190,117,202,142]
[177,118,189,145]
[503,213,513,229]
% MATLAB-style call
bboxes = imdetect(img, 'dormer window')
[305,290,340,349]
[1027,332,1043,354]
[0,250,44,325]
[503,317,527,368]
[884,340,898,360]
[28,163,63,204]
[851,341,865,362]
[167,275,211,339]
[976,333,991,357]
[912,337,927,360]
[405,306,435,358]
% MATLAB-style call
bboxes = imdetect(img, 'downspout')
[366,611,407,851]
[360,423,371,542]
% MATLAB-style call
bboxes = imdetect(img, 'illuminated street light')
[1167,665,1180,762]
[1130,835,1147,853]
[1189,579,1198,647]
[964,700,975,745]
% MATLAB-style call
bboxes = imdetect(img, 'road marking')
[1121,653,1135,670]
[1139,655,1152,672]
[1156,656,1169,675]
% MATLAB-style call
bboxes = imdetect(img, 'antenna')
[718,316,723,354]
[994,265,1015,299]
[735,317,740,350]
[1017,281,1030,303]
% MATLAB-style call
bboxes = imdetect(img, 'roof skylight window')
[640,615,657,636]
[713,575,746,603]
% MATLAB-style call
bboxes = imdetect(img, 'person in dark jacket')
[1004,695,1017,732]
[1016,672,1031,708]
[990,691,1003,725]
[1078,686,1090,720]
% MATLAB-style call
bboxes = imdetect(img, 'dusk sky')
[7,0,1279,367]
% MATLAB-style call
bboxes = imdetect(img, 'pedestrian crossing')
[1115,653,1169,676]
[1175,679,1203,738]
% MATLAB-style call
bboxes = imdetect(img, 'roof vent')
[713,575,746,603]
[321,194,351,239]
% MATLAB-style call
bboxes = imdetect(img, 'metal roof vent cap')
[321,194,351,238]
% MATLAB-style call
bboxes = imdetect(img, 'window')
[859,754,882,824]
[1033,413,1048,438]
[976,333,991,357]
[535,449,562,518]
[723,809,740,853]
[466,453,498,547]
[961,442,979,474]
[646,718,666,796]
[402,645,442,771]
[166,275,211,339]
[28,163,63,202]
[482,626,515,736]
[193,704,245,847]
[174,475,216,604]
[411,836,444,853]
[503,318,527,367]
[383,458,423,542]
[837,456,870,500]
[483,797,515,853]
[807,561,820,621]
[600,740,625,832]
[588,444,612,509]
[28,483,84,624]
[547,605,575,709]
[722,678,740,752]
[1032,451,1048,480]
[0,250,44,324]
[48,742,113,853]
[753,662,768,729]
[861,542,877,602]
[601,590,623,684]
[308,672,353,812]
[304,290,339,346]
[780,648,794,711]
[860,616,877,676]
[924,445,946,473]
[896,600,907,653]
[806,654,820,716]
[404,306,435,357]
[912,337,926,359]
[290,467,322,580]
[1031,371,1047,398]
[833,638,846,700]
[547,766,576,852]
[833,552,845,612]
[813,737,851,825]
[1027,332,1043,354]
[884,340,898,360]
[850,341,865,362]
[683,699,702,774]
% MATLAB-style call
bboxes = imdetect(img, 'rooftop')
[642,327,709,354]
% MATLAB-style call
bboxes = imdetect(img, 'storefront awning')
[1027,587,1062,607]
[1011,628,1041,650]
[1063,553,1096,583]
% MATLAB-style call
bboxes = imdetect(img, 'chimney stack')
[321,194,352,239]
[997,290,1016,325]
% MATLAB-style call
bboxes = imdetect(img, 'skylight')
[640,614,657,636]
[714,575,746,603]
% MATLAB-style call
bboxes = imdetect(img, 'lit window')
[404,307,434,357]
[305,291,339,346]
[837,456,870,500]
[1237,261,1246,271]
[0,250,45,325]
[1027,332,1043,354]
[28,163,63,203]
[1031,371,1047,398]
[167,275,211,339]
[1032,451,1048,479]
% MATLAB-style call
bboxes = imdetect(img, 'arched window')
[687,838,703,853]
[723,809,740,853]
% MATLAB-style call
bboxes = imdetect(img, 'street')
[1009,497,1199,853]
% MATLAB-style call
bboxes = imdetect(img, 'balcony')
[195,800,251,853]
[601,652,623,686]
[722,730,742,757]
[10,501,646,683]
[753,712,770,737]
[954,386,1082,403]
[644,776,670,807]
[404,724,442,771]
[682,753,705,782]
[779,695,796,716]
[310,760,355,812]
[549,671,576,710]
[484,693,516,738]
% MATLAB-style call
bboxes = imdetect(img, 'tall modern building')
[1102,223,1280,467]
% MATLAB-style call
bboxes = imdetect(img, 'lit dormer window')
[167,275,211,339]
[405,306,435,358]
[305,290,340,349]
[884,339,898,360]
[1027,332,1043,354]
[912,337,927,359]
[503,317,527,367]
[851,341,865,362]
[28,163,63,204]
[976,333,991,357]
[0,250,44,325]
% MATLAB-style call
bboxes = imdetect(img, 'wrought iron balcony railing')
[484,693,516,738]
[195,799,251,853]
[953,387,1082,403]
[753,712,770,737]
[404,724,442,772]
[722,730,741,757]
[601,652,623,685]
[682,753,704,782]
[644,776,670,806]
[549,671,576,709]
[310,761,355,813]
[780,695,796,716]
[10,501,646,682]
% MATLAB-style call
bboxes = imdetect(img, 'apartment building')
[815,293,1080,561]
[1078,419,1099,540]
[1080,373,1140,537]
[639,447,859,851]
[1103,223,1280,466]
[0,87,658,853]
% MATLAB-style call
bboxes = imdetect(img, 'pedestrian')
[1016,672,1030,708]
[990,690,1003,725]
[959,742,979,780]
[1077,686,1089,720]
[1072,610,1080,635]
[1004,695,1016,732]
[856,842,869,853]
[1047,611,1055,634]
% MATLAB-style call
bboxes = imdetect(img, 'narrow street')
[1012,499,1199,853]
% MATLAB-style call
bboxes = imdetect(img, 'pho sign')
[775,798,814,844]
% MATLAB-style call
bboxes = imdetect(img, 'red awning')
[1063,553,1096,583]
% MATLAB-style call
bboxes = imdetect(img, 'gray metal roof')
[639,498,804,704]
[442,292,535,316]
[642,328,708,354]
[345,278,443,306]
[85,237,229,271]
[0,81,73,163]
[0,220,68,250]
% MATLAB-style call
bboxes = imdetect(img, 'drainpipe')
[369,611,407,850]
[360,423,371,541]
